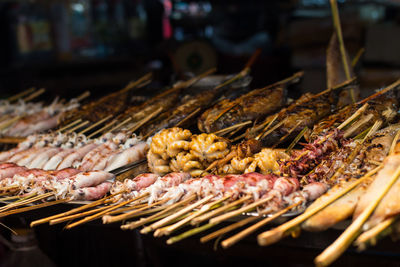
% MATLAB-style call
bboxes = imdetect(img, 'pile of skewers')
[2,2,400,266]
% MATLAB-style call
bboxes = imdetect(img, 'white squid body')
[16,147,52,166]
[105,142,149,172]
[43,149,74,170]
[28,147,61,169]
[70,171,115,189]
[57,143,98,170]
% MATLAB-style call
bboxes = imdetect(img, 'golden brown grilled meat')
[58,89,131,127]
[308,91,398,142]
[197,85,286,133]
[141,89,219,136]
[246,91,335,147]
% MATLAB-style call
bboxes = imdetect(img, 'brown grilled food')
[141,89,219,136]
[58,89,131,127]
[198,85,286,133]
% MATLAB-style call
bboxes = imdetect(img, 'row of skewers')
[2,3,400,265]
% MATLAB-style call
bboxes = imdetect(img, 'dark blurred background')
[1,0,400,98]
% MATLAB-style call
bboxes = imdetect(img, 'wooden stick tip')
[257,230,283,246]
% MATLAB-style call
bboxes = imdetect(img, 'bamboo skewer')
[0,199,67,218]
[122,194,197,230]
[351,48,365,68]
[257,166,381,247]
[174,107,202,128]
[128,107,163,133]
[120,73,153,94]
[22,88,46,102]
[0,192,54,213]
[7,87,36,102]
[0,185,20,192]
[221,201,302,249]
[30,191,125,227]
[58,119,82,133]
[145,195,214,235]
[0,116,22,131]
[154,194,232,237]
[272,120,303,148]
[102,197,171,224]
[65,121,90,134]
[64,193,150,229]
[108,117,132,133]
[49,206,110,225]
[209,196,274,225]
[213,121,252,136]
[314,165,400,267]
[0,195,23,202]
[87,119,117,138]
[74,91,91,102]
[286,126,308,153]
[337,103,368,130]
[358,79,400,105]
[192,195,252,225]
[78,115,113,135]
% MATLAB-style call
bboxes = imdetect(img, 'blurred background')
[1,0,400,99]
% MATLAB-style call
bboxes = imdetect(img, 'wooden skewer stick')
[108,117,132,133]
[167,222,216,245]
[0,116,22,131]
[7,87,36,102]
[221,201,302,249]
[337,103,368,130]
[257,118,286,140]
[0,199,67,218]
[64,193,150,229]
[50,206,110,225]
[23,88,46,102]
[65,121,90,134]
[120,73,153,94]
[314,165,400,267]
[174,107,202,128]
[154,194,232,237]
[87,119,117,139]
[30,191,125,227]
[0,195,23,202]
[286,126,309,153]
[0,185,20,192]
[213,121,252,136]
[122,194,197,231]
[78,115,113,135]
[102,197,170,224]
[354,216,396,251]
[128,107,163,133]
[209,196,274,225]
[74,91,91,102]
[257,165,382,247]
[58,119,82,133]
[272,120,303,148]
[357,79,400,105]
[0,192,54,213]
[191,195,252,225]
[147,195,214,235]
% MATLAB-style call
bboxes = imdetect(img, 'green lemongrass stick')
[314,165,400,267]
[167,223,216,245]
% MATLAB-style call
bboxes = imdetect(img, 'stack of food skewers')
[2,2,400,266]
